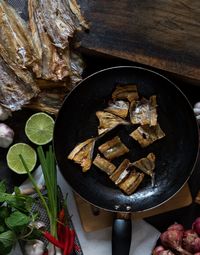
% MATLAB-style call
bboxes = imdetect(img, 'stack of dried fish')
[0,0,88,114]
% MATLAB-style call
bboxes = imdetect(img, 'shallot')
[193,218,200,235]
[0,123,14,148]
[182,230,200,253]
[167,223,184,232]
[160,229,192,255]
[153,245,165,255]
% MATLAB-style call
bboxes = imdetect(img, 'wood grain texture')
[78,0,200,81]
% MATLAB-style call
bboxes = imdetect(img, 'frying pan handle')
[112,213,132,255]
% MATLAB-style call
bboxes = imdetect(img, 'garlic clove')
[0,123,14,148]
[0,105,11,121]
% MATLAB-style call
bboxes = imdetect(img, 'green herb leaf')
[5,211,31,233]
[0,230,16,255]
[0,181,6,193]
[0,206,10,221]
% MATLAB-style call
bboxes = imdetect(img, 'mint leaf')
[0,230,16,254]
[5,211,31,233]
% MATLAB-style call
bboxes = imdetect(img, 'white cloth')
[10,167,160,255]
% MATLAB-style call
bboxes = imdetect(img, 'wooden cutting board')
[78,0,200,83]
[75,183,192,232]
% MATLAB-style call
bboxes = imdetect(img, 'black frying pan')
[53,66,199,254]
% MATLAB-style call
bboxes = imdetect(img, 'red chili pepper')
[58,208,65,222]
[63,226,71,255]
[43,231,65,250]
[58,208,67,244]
[64,229,75,255]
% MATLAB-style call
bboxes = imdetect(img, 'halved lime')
[6,143,37,174]
[25,112,55,145]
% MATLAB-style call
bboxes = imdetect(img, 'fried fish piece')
[93,154,116,175]
[104,100,129,118]
[112,84,139,102]
[96,111,129,135]
[110,159,130,185]
[98,136,129,160]
[131,153,156,177]
[68,138,95,172]
[130,124,165,147]
[130,95,157,126]
[119,170,144,195]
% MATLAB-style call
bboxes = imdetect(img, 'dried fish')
[98,136,129,160]
[104,100,129,118]
[68,138,95,172]
[93,154,116,175]
[28,0,71,81]
[131,153,156,177]
[29,0,87,50]
[0,1,40,75]
[25,88,67,115]
[0,57,38,111]
[96,111,130,135]
[68,0,89,30]
[110,159,130,185]
[130,124,165,147]
[112,84,139,102]
[119,171,144,195]
[130,95,157,126]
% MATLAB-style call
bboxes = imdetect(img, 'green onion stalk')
[19,145,58,238]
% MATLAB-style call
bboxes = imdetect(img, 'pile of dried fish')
[0,0,88,114]
[68,84,166,195]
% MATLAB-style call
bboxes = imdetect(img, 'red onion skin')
[160,229,183,249]
[193,218,200,235]
[183,230,199,253]
[194,253,200,255]
[167,223,184,232]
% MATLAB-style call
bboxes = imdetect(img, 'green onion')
[19,144,58,238]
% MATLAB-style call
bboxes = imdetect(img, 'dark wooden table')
[78,0,200,84]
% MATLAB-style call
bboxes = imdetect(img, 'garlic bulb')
[24,239,45,255]
[0,123,14,148]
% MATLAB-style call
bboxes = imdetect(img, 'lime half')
[6,143,37,174]
[25,112,55,145]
